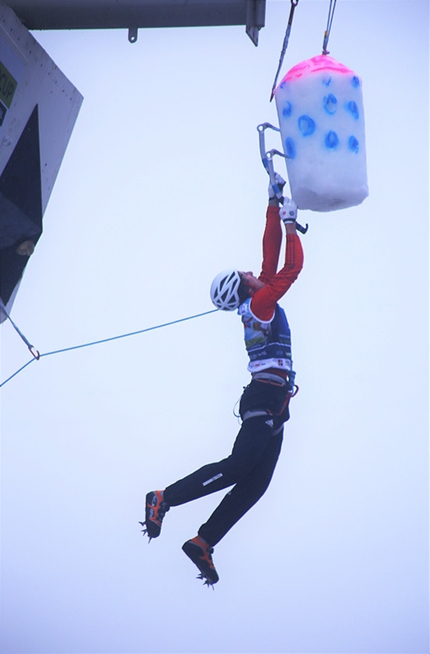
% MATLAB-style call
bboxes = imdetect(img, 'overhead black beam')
[0,105,43,307]
[3,0,266,45]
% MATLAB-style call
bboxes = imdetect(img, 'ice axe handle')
[257,124,308,235]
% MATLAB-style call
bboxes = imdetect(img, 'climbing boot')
[140,490,170,542]
[182,535,219,587]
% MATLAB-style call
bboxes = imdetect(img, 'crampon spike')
[139,521,152,543]
[197,573,215,589]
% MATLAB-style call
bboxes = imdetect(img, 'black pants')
[163,379,291,546]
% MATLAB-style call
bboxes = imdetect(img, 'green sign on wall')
[0,61,18,109]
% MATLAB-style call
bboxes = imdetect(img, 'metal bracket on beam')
[128,26,138,43]
[246,0,266,46]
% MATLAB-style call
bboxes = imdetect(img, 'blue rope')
[0,358,36,387]
[0,309,219,389]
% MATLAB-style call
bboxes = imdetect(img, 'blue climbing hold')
[298,115,316,137]
[348,136,359,153]
[325,131,339,149]
[323,94,338,115]
[351,76,360,88]
[346,101,359,120]
[282,101,292,118]
[285,137,296,159]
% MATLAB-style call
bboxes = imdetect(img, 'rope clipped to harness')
[269,0,299,102]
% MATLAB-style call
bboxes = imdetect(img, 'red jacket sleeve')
[250,205,304,321]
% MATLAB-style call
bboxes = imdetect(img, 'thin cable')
[269,0,299,102]
[0,308,218,389]
[0,358,36,388]
[322,0,338,55]
[0,298,40,359]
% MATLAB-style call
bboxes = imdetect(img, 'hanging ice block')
[274,55,368,212]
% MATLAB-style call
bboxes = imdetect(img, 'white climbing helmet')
[210,269,242,311]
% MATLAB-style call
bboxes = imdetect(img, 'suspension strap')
[322,0,338,55]
[269,0,299,102]
[0,298,40,359]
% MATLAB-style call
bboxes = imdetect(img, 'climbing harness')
[322,0,338,55]
[0,308,218,389]
[257,122,308,234]
[270,0,299,102]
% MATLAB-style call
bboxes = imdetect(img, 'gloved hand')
[279,197,298,223]
[268,173,286,200]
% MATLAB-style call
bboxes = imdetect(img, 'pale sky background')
[1,1,428,653]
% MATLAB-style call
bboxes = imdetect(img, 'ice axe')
[258,123,308,235]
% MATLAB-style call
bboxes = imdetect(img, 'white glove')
[279,197,298,223]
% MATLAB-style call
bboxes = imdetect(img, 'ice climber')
[141,174,304,586]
